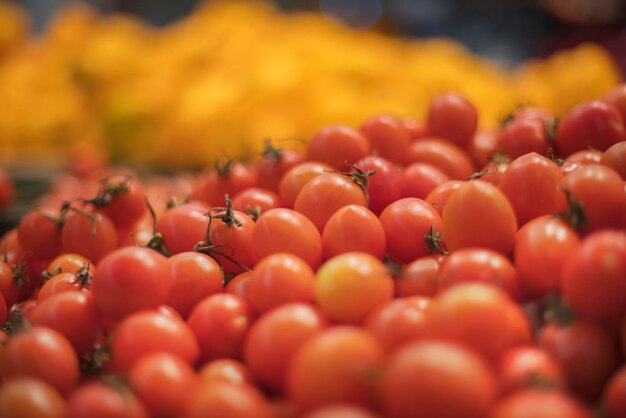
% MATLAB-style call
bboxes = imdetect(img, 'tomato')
[489,390,594,418]
[438,248,522,300]
[498,346,566,394]
[17,207,63,259]
[287,327,384,413]
[2,326,79,394]
[426,283,531,362]
[352,156,401,216]
[0,378,67,418]
[232,187,283,219]
[538,320,619,401]
[514,216,580,298]
[380,198,444,263]
[186,382,274,418]
[95,175,146,228]
[38,272,88,302]
[278,162,332,209]
[498,153,566,226]
[424,180,464,216]
[406,138,475,180]
[47,253,94,275]
[496,116,551,159]
[364,296,431,351]
[0,292,6,325]
[555,100,625,157]
[379,340,496,418]
[472,159,509,186]
[257,142,304,191]
[30,291,102,356]
[304,405,381,418]
[0,259,20,307]
[61,207,117,264]
[165,252,223,318]
[306,125,370,170]
[442,180,517,255]
[0,228,23,265]
[565,149,602,165]
[394,255,442,298]
[399,162,450,200]
[192,162,257,206]
[92,247,171,320]
[111,309,200,373]
[155,203,210,254]
[467,130,499,168]
[199,359,255,386]
[224,271,252,300]
[562,230,626,321]
[205,206,257,274]
[321,205,385,260]
[129,352,200,418]
[294,172,367,232]
[427,92,478,148]
[0,169,14,212]
[402,117,429,141]
[187,293,252,362]
[244,303,328,393]
[605,83,626,121]
[359,115,410,164]
[253,208,323,269]
[601,141,626,180]
[603,365,626,418]
[316,253,393,324]
[67,381,149,418]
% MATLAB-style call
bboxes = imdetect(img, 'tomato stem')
[262,138,283,163]
[2,306,31,335]
[555,189,588,232]
[83,176,132,208]
[216,159,234,177]
[245,205,262,221]
[466,169,495,181]
[547,148,564,167]
[80,344,112,376]
[424,225,449,255]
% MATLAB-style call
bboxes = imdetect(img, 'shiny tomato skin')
[306,125,370,170]
[394,255,442,298]
[278,162,332,209]
[0,378,67,418]
[303,405,381,418]
[406,138,475,180]
[496,117,550,159]
[360,115,411,164]
[193,163,257,207]
[155,203,210,254]
[186,382,274,418]
[600,141,626,180]
[604,83,626,122]
[208,209,257,274]
[427,92,478,148]
[67,382,149,418]
[353,156,401,216]
[603,365,626,418]
[424,180,464,216]
[489,390,594,418]
[61,208,117,264]
[322,205,385,260]
[498,346,566,394]
[466,130,499,168]
[18,207,62,259]
[400,162,450,200]
[257,148,304,192]
[100,175,147,228]
[232,187,283,217]
[199,359,255,386]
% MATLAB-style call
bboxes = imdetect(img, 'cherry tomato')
[603,365,626,418]
[394,255,442,298]
[155,203,210,254]
[207,207,257,274]
[306,125,370,170]
[278,162,332,209]
[232,187,283,219]
[97,175,147,228]
[400,162,450,200]
[224,271,252,300]
[186,382,274,418]
[38,272,88,302]
[0,169,14,212]
[304,405,381,418]
[427,92,478,148]
[0,378,67,418]
[565,149,602,165]
[604,83,626,121]
[67,381,149,418]
[496,116,551,159]
[498,346,566,394]
[489,390,594,418]
[0,259,20,307]
[192,162,257,206]
[199,359,255,386]
[61,207,117,264]
[359,115,410,164]
[424,180,464,216]
[257,143,304,191]
[0,228,23,265]
[406,138,475,180]
[322,205,385,260]
[600,141,626,180]
[17,207,63,259]
[352,156,401,216]
[47,253,94,275]
[402,117,429,141]
[467,130,499,168]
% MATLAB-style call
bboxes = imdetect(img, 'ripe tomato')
[257,142,304,191]
[278,162,332,209]
[96,175,147,228]
[304,405,381,418]
[253,208,323,269]
[406,138,475,180]
[67,381,149,418]
[321,205,385,260]
[489,390,594,418]
[603,365,626,418]
[561,230,626,321]
[424,179,464,216]
[496,116,551,159]
[61,207,117,264]
[206,206,257,274]
[244,303,328,393]
[38,272,89,302]
[92,247,171,320]
[199,359,255,386]
[565,149,602,166]
[380,198,444,263]
[165,252,223,318]
[466,130,499,168]
[359,115,410,164]
[2,326,79,394]
[287,327,384,413]
[316,253,393,324]
[394,255,442,298]
[17,207,63,259]
[306,125,370,170]
[442,180,517,255]
[352,156,401,216]
[400,162,450,200]
[187,293,252,362]
[379,340,496,418]
[0,259,21,307]
[192,162,257,206]
[402,117,429,141]
[0,378,67,418]
[0,169,14,212]
[600,141,626,180]
[0,228,23,265]
[232,187,283,219]
[0,292,6,325]
[47,253,94,275]
[498,346,566,394]
[155,203,210,254]
[224,271,252,300]
[604,83,626,121]
[186,382,274,418]
[427,92,478,148]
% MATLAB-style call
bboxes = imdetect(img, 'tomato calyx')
[542,294,576,327]
[262,138,283,163]
[165,195,187,209]
[491,150,511,165]
[83,176,133,208]
[337,163,377,207]
[467,169,496,181]
[547,148,564,167]
[80,343,112,376]
[216,159,234,177]
[555,189,588,232]
[11,259,28,288]
[207,195,242,229]
[42,266,62,281]
[424,225,449,255]
[144,198,173,257]
[245,205,262,222]
[1,306,30,336]
[37,201,71,230]
[544,117,559,143]
[74,261,93,287]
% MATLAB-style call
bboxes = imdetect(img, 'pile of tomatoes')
[0,85,625,418]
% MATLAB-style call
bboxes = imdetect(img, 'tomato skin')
[0,260,20,307]
[489,390,594,418]
[199,359,255,386]
[155,203,210,254]
[406,138,475,180]
[498,153,566,226]
[399,162,450,200]
[605,83,626,122]
[186,382,274,418]
[287,327,384,413]
[18,207,62,259]
[394,255,442,298]
[427,92,478,148]
[244,303,328,393]
[257,148,304,192]
[353,156,401,216]
[232,187,283,217]
[360,115,411,164]
[538,320,620,401]
[2,326,79,395]
[402,117,429,141]
[111,310,200,373]
[37,272,85,302]
[187,293,252,363]
[0,169,14,212]
[497,346,566,394]
[496,117,551,159]
[306,125,370,170]
[0,228,23,265]
[67,382,149,418]
[322,205,385,260]
[555,100,625,157]
[603,365,626,418]
[514,216,580,298]
[193,163,257,206]
[562,230,626,321]
[380,198,444,264]
[253,208,323,269]
[424,179,464,216]
[601,141,626,180]
[0,378,67,418]
[379,340,496,418]
[208,209,257,274]
[316,253,394,324]
[92,247,171,321]
[61,208,117,264]
[278,162,332,209]
[442,180,517,255]
[438,248,522,300]
[47,253,93,275]
[99,176,147,228]
[467,130,499,168]
[224,271,252,300]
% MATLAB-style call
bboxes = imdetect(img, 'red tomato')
[278,162,332,209]
[224,271,252,300]
[360,115,411,164]
[253,208,323,269]
[601,141,626,180]
[406,138,475,180]
[565,149,603,166]
[604,365,626,418]
[424,180,464,216]
[379,340,496,418]
[352,156,401,216]
[321,205,385,260]
[192,162,257,206]
[400,162,450,199]
[0,169,14,212]
[496,116,551,159]
[498,346,566,394]
[427,92,478,148]
[186,382,274,418]
[316,253,394,324]
[442,180,517,255]
[306,125,370,170]
[466,130,499,168]
[232,187,283,219]
[187,293,252,362]
[38,272,88,302]
[605,83,626,122]
[489,390,594,418]
[380,198,444,263]
[17,207,63,259]
[0,228,23,265]
[402,117,429,141]
[47,253,93,275]
[394,255,442,298]
[0,259,20,307]
[67,381,149,418]
[199,359,255,386]
[287,327,384,413]
[155,203,210,254]
[304,405,381,418]
[206,207,257,274]
[96,175,147,228]
[111,309,200,373]
[61,207,117,264]
[473,159,509,186]
[0,378,67,418]
[257,142,304,191]
[244,303,328,393]
[92,247,171,320]
[562,230,626,321]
